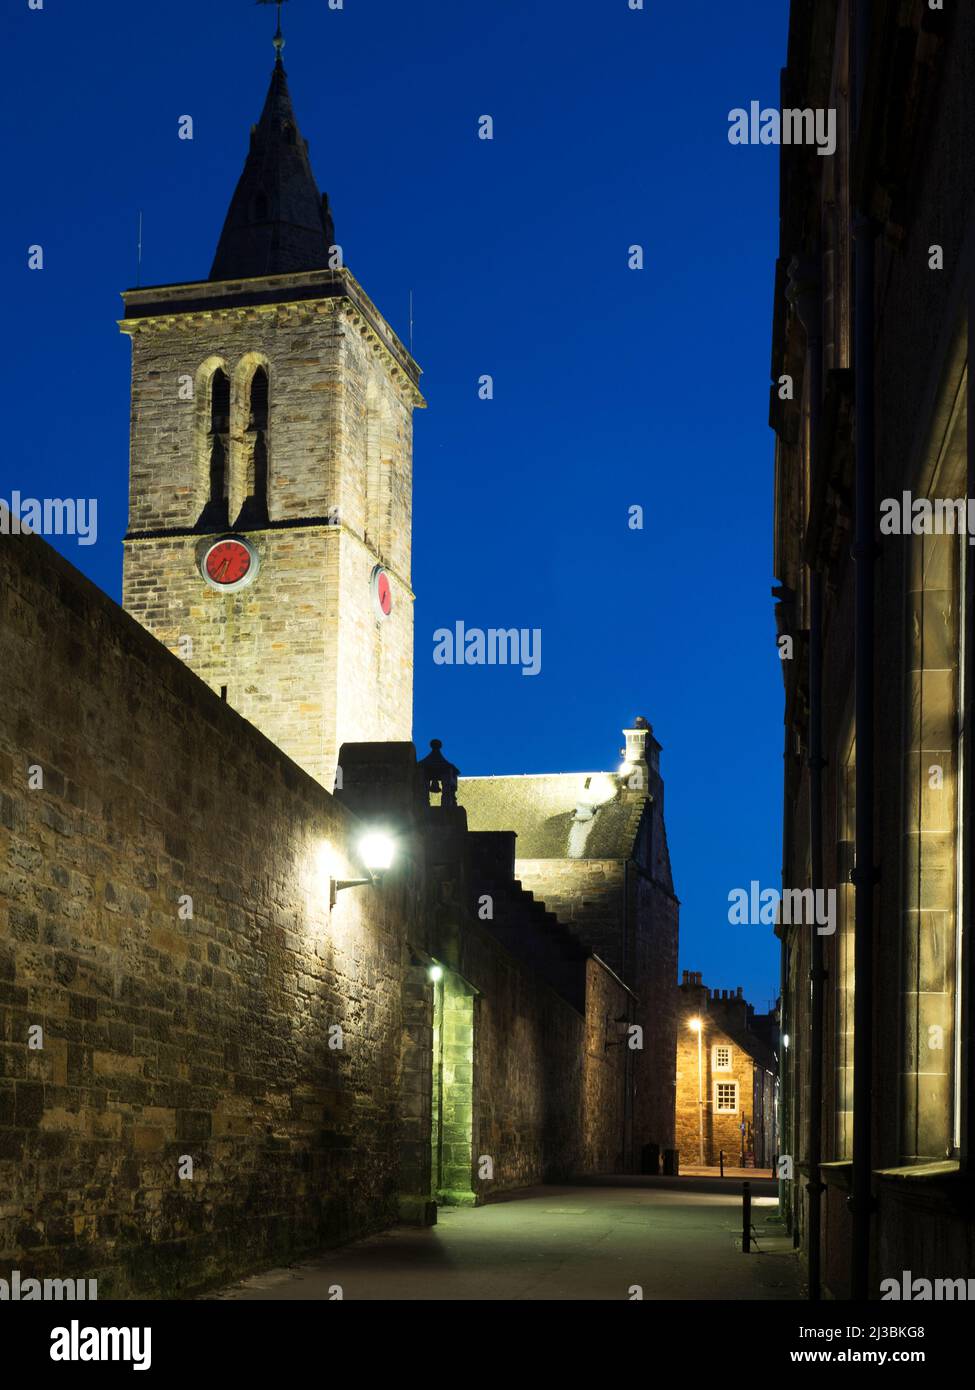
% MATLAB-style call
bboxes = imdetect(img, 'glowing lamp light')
[359,831,395,873]
[783,1033,790,1049]
[329,831,396,908]
[429,964,443,983]
[688,1017,702,1033]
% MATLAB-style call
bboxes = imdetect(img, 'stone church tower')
[121,35,422,789]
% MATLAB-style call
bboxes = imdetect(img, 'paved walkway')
[205,1178,803,1301]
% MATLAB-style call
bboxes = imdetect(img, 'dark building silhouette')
[771,0,973,1300]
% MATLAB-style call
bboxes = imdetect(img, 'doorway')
[431,967,475,1204]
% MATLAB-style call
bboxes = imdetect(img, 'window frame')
[714,1080,739,1114]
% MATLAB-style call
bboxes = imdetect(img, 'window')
[235,364,270,528]
[712,1045,732,1071]
[207,369,230,521]
[248,368,269,521]
[714,1081,739,1114]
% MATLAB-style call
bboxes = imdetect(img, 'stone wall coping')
[119,267,425,408]
[590,952,639,1001]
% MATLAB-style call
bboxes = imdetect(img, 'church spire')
[209,25,335,282]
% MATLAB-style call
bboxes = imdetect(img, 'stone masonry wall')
[515,857,677,1157]
[0,533,415,1297]
[515,859,625,973]
[459,915,592,1192]
[582,959,628,1173]
[1,534,627,1295]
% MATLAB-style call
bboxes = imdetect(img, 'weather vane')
[256,0,289,60]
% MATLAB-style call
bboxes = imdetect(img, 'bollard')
[719,1149,724,1178]
[742,1181,751,1253]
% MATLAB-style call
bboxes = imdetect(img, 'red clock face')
[204,539,253,588]
[371,566,392,619]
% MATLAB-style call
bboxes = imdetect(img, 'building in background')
[771,0,972,1299]
[676,972,778,1169]
[460,717,680,1167]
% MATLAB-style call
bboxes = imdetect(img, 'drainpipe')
[788,255,827,1301]
[778,703,795,1232]
[778,935,789,1220]
[807,568,827,1301]
[851,0,878,1303]
[964,294,975,1168]
[622,858,632,1171]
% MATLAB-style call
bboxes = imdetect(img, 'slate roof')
[210,58,335,281]
[458,772,646,860]
[721,1020,778,1075]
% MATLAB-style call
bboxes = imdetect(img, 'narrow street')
[206,1178,802,1301]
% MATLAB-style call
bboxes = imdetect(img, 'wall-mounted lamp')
[330,831,397,907]
[428,964,443,983]
[359,831,396,872]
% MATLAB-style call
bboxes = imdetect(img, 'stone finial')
[258,0,289,62]
[418,739,459,809]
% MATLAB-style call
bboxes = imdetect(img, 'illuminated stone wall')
[0,532,414,1297]
[0,534,632,1297]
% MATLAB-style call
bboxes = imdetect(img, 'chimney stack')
[621,716,661,792]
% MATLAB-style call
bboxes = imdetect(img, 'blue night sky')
[5,0,788,1010]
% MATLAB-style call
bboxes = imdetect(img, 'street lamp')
[359,831,396,872]
[688,1016,705,1164]
[329,830,396,907]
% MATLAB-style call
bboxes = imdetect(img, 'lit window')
[715,1081,739,1113]
[713,1045,732,1071]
